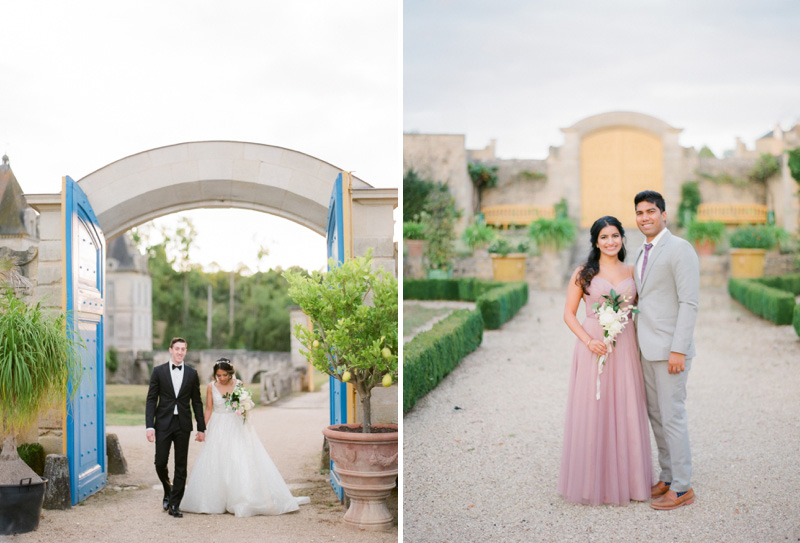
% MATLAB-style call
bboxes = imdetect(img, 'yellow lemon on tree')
[312,340,320,348]
[382,374,393,387]
[342,371,352,382]
[381,347,392,359]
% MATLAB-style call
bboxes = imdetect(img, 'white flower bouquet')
[591,288,637,400]
[223,383,256,423]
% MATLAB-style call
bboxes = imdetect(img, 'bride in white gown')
[181,358,309,517]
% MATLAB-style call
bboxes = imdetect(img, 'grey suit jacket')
[634,229,700,361]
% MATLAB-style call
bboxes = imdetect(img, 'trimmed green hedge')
[728,275,800,326]
[404,277,509,302]
[403,309,484,413]
[404,278,529,329]
[477,282,529,329]
[795,304,800,338]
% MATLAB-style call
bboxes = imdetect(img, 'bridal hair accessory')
[591,288,637,400]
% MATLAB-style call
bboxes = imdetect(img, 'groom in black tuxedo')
[145,337,205,518]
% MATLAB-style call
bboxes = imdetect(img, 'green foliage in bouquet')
[283,251,398,433]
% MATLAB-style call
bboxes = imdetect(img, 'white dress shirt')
[170,361,184,414]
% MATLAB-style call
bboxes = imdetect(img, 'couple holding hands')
[145,338,308,518]
[559,190,700,510]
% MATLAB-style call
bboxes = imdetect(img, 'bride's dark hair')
[213,358,235,380]
[576,216,626,295]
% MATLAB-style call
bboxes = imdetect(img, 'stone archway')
[77,141,375,238]
[25,141,397,462]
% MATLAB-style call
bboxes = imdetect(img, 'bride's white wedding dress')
[181,380,310,517]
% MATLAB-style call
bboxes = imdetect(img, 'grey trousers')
[640,355,692,492]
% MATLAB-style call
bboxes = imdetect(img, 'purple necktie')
[641,243,653,278]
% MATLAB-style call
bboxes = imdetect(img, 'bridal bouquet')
[591,288,637,400]
[223,383,256,423]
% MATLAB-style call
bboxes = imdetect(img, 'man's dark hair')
[170,337,187,348]
[634,190,666,213]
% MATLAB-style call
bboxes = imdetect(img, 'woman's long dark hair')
[213,358,235,381]
[576,216,626,295]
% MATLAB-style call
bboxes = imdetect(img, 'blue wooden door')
[64,175,106,505]
[326,172,348,500]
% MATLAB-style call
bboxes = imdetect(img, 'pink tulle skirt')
[558,318,653,505]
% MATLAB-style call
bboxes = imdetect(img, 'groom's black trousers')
[154,414,191,506]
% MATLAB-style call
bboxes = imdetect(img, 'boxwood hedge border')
[728,274,800,335]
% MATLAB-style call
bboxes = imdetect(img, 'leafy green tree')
[403,169,436,222]
[698,145,716,158]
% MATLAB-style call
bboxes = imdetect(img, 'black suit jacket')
[145,362,206,434]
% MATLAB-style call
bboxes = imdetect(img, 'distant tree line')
[133,218,309,352]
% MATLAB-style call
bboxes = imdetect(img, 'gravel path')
[403,287,800,542]
[7,384,397,543]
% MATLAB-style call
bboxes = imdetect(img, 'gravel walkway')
[8,384,397,542]
[403,287,800,542]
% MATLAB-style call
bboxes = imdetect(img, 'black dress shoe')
[162,484,172,511]
[168,505,183,518]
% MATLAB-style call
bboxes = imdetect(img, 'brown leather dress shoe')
[651,481,670,499]
[651,488,695,510]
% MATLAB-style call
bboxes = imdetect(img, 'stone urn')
[322,423,398,531]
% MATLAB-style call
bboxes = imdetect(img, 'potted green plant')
[403,221,426,259]
[462,215,496,255]
[527,217,577,253]
[729,224,777,278]
[283,251,398,531]
[488,238,529,281]
[0,258,81,535]
[420,186,458,279]
[686,219,725,256]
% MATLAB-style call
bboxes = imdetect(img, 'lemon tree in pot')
[0,260,81,535]
[283,250,398,531]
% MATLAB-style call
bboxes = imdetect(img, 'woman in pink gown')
[558,216,653,505]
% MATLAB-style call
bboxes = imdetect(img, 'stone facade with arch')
[404,111,799,239]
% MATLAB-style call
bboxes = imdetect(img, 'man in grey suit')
[633,190,699,510]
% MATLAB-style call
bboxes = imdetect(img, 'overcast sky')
[1,1,400,273]
[404,0,800,160]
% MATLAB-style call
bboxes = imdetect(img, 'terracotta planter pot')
[490,253,527,281]
[693,240,716,256]
[729,248,766,278]
[404,239,425,258]
[322,423,398,531]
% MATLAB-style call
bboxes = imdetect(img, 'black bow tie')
[172,364,182,371]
